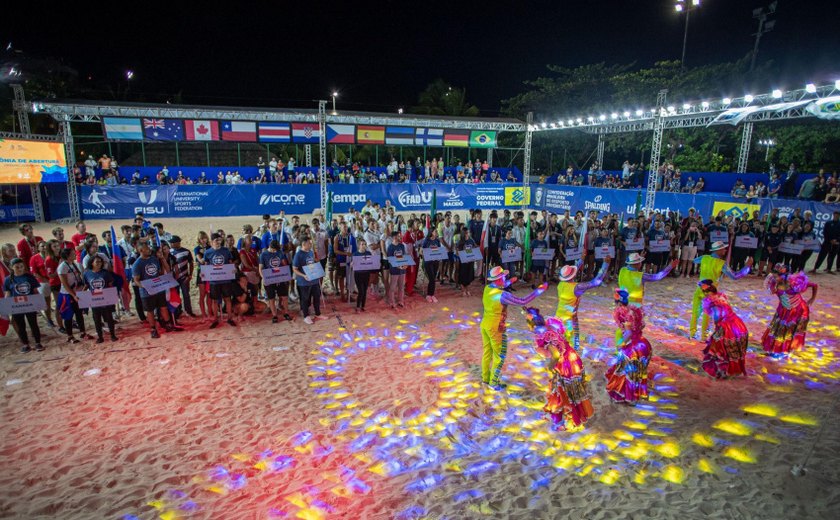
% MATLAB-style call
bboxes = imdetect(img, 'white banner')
[778,242,804,255]
[352,254,381,271]
[798,238,821,252]
[388,255,416,267]
[709,231,729,243]
[734,236,759,249]
[262,265,292,285]
[140,272,179,295]
[458,248,483,262]
[531,247,555,261]
[564,246,584,262]
[648,240,671,253]
[77,287,119,309]
[0,294,46,315]
[595,245,615,260]
[422,246,449,262]
[302,262,326,280]
[200,264,237,282]
[625,238,645,251]
[500,247,522,263]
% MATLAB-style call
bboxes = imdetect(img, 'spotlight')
[722,97,732,105]
[772,89,783,98]
[744,94,754,103]
[701,101,709,109]
[805,83,817,93]
[635,109,643,116]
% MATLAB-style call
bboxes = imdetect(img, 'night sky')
[3,0,838,115]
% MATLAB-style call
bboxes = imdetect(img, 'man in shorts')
[204,233,237,329]
[260,239,292,322]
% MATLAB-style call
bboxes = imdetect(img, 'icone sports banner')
[0,138,68,184]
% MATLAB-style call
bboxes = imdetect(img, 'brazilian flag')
[470,130,497,148]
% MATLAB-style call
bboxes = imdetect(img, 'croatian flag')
[292,123,321,144]
[258,122,291,143]
[143,119,184,141]
[415,128,444,146]
[184,120,220,141]
[221,121,257,142]
[103,118,143,141]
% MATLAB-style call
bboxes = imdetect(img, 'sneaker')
[58,326,66,334]
[432,296,439,303]
[46,319,56,329]
[209,320,219,329]
[67,337,79,344]
[283,313,293,321]
[151,329,160,339]
[272,316,279,323]
[426,295,433,303]
[227,319,237,327]
[304,316,315,325]
[20,345,31,353]
[35,343,45,351]
[96,337,104,344]
[110,334,118,342]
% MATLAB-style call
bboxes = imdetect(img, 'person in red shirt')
[29,240,56,328]
[70,221,88,263]
[16,223,44,271]
[402,218,425,297]
[51,226,76,251]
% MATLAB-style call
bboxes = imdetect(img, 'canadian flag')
[185,120,220,141]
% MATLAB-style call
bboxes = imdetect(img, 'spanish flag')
[444,129,470,147]
[357,125,385,145]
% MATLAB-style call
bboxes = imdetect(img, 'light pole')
[331,92,338,114]
[674,0,701,68]
[759,138,775,162]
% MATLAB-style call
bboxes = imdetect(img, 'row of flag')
[102,117,497,147]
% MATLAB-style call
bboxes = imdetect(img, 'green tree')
[411,79,479,117]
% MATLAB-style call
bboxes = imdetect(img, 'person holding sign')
[83,255,118,343]
[386,231,408,309]
[480,266,548,390]
[731,222,756,272]
[204,233,237,329]
[688,241,752,341]
[456,228,477,296]
[779,223,799,271]
[794,221,818,273]
[293,236,324,325]
[679,221,702,278]
[697,280,748,378]
[333,222,353,302]
[530,229,549,288]
[420,228,443,303]
[758,222,782,277]
[616,252,676,345]
[352,238,373,312]
[133,241,178,339]
[57,248,92,343]
[592,228,614,282]
[499,229,520,281]
[762,264,818,356]
[3,258,44,352]
[260,239,292,323]
[555,257,611,351]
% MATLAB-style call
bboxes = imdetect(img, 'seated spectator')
[692,177,705,194]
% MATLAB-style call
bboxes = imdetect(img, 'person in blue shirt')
[292,236,324,324]
[420,228,443,302]
[203,233,237,329]
[530,229,549,288]
[83,254,118,343]
[386,231,407,308]
[352,238,373,312]
[593,228,613,279]
[259,239,292,323]
[3,258,43,352]
[499,229,519,280]
[132,241,177,339]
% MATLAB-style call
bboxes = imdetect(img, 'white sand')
[1,216,839,519]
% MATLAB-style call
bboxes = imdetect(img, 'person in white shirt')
[225,171,234,184]
[84,156,97,177]
[439,214,456,283]
[269,157,278,176]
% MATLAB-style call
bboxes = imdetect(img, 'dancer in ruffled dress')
[554,257,611,351]
[605,289,651,405]
[524,307,594,431]
[698,280,749,378]
[761,263,818,356]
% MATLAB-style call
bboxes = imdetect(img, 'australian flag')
[143,118,185,141]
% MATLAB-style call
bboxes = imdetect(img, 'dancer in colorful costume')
[698,280,749,378]
[480,266,547,389]
[616,253,676,344]
[689,241,752,340]
[605,289,652,405]
[555,257,611,350]
[524,307,594,431]
[761,263,818,356]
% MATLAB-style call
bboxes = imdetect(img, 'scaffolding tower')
[644,89,668,215]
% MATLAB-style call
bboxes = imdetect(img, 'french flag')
[221,121,257,142]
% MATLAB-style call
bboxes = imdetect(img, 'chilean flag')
[185,120,220,141]
[110,226,132,309]
[221,121,257,142]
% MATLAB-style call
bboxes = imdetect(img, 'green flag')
[469,130,497,148]
[524,216,532,273]
[634,190,643,217]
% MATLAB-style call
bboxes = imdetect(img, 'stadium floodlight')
[398,108,403,114]
[682,103,691,110]
[599,114,606,121]
[576,118,583,124]
[667,105,676,112]
[541,122,548,128]
[635,109,644,116]
[559,121,565,127]
[568,119,574,125]
[331,92,339,112]
[805,83,817,93]
[744,94,754,103]
[611,113,618,119]
[675,4,683,12]
[722,97,732,105]
[125,70,134,80]
[550,123,556,128]
[587,116,594,122]
[835,80,840,90]
[692,0,700,5]
[623,111,630,117]
[701,101,710,109]
[772,89,783,98]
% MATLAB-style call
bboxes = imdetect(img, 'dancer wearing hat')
[698,279,749,378]
[480,266,547,389]
[616,252,677,344]
[555,257,611,351]
[689,241,752,341]
[524,307,594,431]
[761,263,818,355]
[605,289,651,405]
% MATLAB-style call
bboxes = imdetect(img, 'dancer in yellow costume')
[555,257,611,351]
[481,266,547,389]
[689,241,752,341]
[616,253,677,344]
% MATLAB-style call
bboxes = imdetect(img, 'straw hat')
[487,266,509,281]
[709,241,728,252]
[625,253,644,265]
[558,265,578,281]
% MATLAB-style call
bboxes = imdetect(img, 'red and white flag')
[185,120,220,141]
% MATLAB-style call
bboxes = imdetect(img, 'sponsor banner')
[713,201,761,220]
[200,264,237,282]
[535,186,715,219]
[262,266,292,285]
[504,186,530,206]
[595,245,615,260]
[531,248,555,261]
[734,236,759,249]
[328,184,523,213]
[0,294,47,315]
[77,287,120,309]
[458,248,483,262]
[0,204,35,223]
[352,254,381,271]
[500,247,522,263]
[140,273,179,295]
[303,262,325,280]
[422,246,449,262]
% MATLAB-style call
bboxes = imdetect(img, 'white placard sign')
[77,287,119,309]
[140,273,179,295]
[798,238,820,252]
[387,255,415,267]
[352,254,381,271]
[595,246,616,260]
[458,247,483,262]
[500,247,522,263]
[303,262,326,280]
[564,246,584,262]
[734,236,759,249]
[532,248,555,261]
[0,294,47,315]
[778,242,804,255]
[262,265,292,285]
[625,238,645,251]
[649,240,671,253]
[696,239,706,251]
[200,264,237,282]
[709,230,729,243]
[422,246,449,262]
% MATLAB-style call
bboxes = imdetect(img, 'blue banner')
[328,184,526,213]
[533,185,716,219]
[0,204,35,222]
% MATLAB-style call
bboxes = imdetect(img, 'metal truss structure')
[645,90,668,215]
[737,122,755,174]
[10,86,45,222]
[522,112,533,209]
[317,100,328,210]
